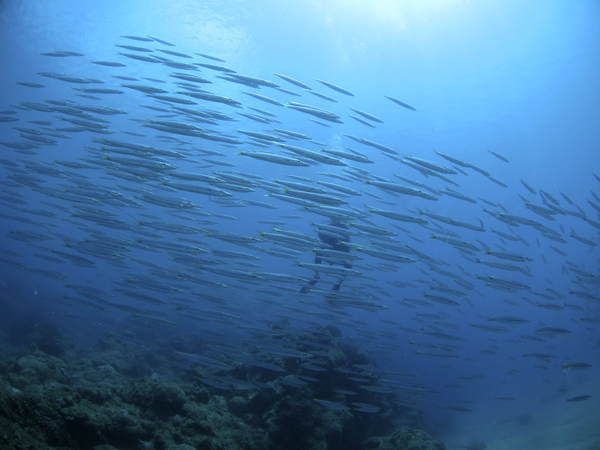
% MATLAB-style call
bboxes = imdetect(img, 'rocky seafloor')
[0,315,446,450]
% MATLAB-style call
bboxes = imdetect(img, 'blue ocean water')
[0,0,599,448]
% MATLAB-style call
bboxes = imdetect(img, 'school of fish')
[0,34,598,413]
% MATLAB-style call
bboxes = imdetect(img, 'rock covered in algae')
[364,428,446,450]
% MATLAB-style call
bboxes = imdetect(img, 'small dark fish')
[112,75,139,81]
[315,78,354,96]
[489,150,509,162]
[305,89,338,102]
[438,406,473,412]
[350,108,383,123]
[521,178,537,194]
[566,395,591,403]
[309,118,331,127]
[116,44,153,52]
[488,316,530,324]
[273,72,311,90]
[349,114,375,128]
[386,95,416,111]
[196,62,236,73]
[149,36,175,46]
[17,82,45,88]
[244,91,284,106]
[74,88,123,94]
[195,52,226,62]
[486,175,508,187]
[217,74,260,88]
[157,49,191,58]
[119,52,163,63]
[274,87,300,96]
[142,77,167,83]
[122,35,154,42]
[91,61,126,67]
[41,51,84,57]
[162,61,198,70]
[248,106,277,117]
[562,362,592,370]
[535,327,572,336]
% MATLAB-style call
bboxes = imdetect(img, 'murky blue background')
[1,0,599,444]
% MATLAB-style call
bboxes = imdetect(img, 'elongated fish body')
[386,95,416,110]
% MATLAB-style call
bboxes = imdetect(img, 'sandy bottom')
[439,376,600,450]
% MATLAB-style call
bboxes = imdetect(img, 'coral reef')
[364,428,446,450]
[0,324,446,450]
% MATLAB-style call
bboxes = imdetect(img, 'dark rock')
[14,385,75,448]
[364,428,446,450]
[228,395,248,416]
[9,352,69,388]
[153,381,187,415]
[120,378,155,408]
[266,392,350,450]
[0,321,445,450]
